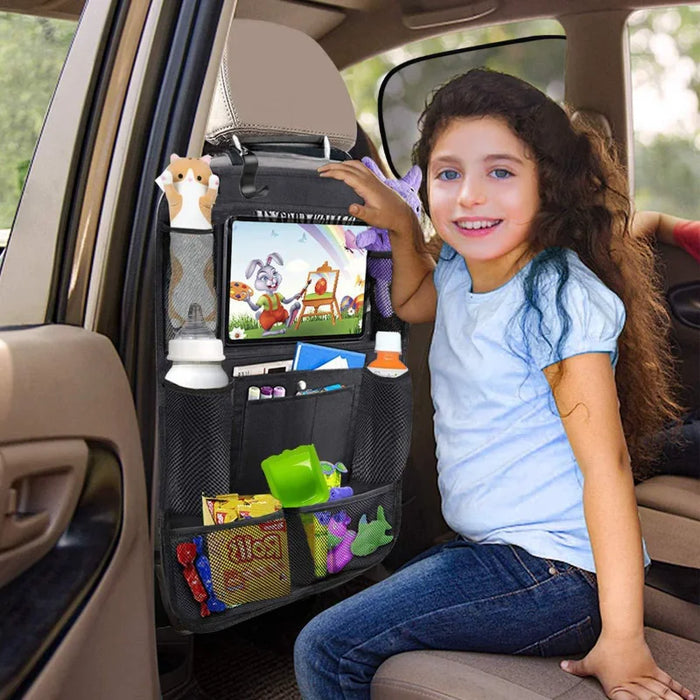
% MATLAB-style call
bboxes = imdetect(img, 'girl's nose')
[457,177,486,207]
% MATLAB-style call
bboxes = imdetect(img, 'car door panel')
[0,325,158,700]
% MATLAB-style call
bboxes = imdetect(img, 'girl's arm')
[543,353,694,700]
[318,161,437,324]
[632,211,700,263]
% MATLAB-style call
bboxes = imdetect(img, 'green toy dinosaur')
[350,506,393,556]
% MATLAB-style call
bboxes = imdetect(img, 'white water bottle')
[166,303,228,389]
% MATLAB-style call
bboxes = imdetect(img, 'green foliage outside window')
[0,13,76,229]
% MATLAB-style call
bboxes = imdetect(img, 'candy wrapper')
[202,492,281,525]
[193,535,227,613]
[176,542,210,618]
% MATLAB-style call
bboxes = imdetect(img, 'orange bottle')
[367,331,408,378]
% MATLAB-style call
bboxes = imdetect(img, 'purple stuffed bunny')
[354,157,422,318]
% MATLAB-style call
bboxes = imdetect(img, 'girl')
[294,69,695,700]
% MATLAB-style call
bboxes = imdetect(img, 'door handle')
[1,486,51,550]
[0,439,88,588]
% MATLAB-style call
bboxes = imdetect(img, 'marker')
[260,385,273,399]
[247,386,261,401]
[296,383,344,395]
[273,386,286,398]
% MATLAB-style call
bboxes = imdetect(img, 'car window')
[0,12,77,264]
[629,6,699,217]
[343,19,564,175]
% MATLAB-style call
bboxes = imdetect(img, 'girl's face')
[427,116,540,272]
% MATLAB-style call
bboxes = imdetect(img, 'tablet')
[227,218,370,342]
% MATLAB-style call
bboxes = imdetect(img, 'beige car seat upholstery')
[205,19,356,151]
[371,628,700,699]
[637,475,700,642]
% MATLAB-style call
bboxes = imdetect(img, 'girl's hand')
[318,160,416,235]
[561,634,695,699]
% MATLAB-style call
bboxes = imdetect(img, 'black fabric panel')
[154,149,414,633]
[229,368,363,492]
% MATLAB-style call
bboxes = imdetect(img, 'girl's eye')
[490,168,513,180]
[437,169,460,181]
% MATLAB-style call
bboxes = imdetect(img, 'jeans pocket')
[514,616,597,657]
[577,567,598,590]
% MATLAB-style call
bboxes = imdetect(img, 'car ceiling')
[0,0,688,65]
[0,0,679,42]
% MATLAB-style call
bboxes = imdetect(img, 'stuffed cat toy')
[156,154,219,333]
[354,157,422,318]
[155,154,219,230]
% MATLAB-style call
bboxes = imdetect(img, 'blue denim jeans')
[294,538,600,699]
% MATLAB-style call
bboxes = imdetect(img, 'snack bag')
[202,493,239,525]
[207,517,290,606]
[237,494,282,519]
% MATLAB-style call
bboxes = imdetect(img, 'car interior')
[0,1,698,699]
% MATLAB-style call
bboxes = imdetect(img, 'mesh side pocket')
[351,370,412,484]
[166,229,217,341]
[161,381,233,516]
[162,512,290,632]
[286,482,401,584]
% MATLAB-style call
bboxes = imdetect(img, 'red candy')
[176,542,211,617]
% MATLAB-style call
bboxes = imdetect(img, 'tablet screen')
[228,219,370,342]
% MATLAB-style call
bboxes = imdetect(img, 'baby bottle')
[367,331,408,378]
[165,303,228,389]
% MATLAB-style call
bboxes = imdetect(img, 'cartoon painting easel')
[295,261,341,328]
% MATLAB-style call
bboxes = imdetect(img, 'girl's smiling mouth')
[454,218,503,236]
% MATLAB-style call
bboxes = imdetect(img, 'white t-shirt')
[429,245,646,572]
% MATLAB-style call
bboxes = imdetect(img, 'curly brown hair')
[412,68,681,475]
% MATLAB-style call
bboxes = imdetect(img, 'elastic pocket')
[165,228,218,341]
[162,511,290,632]
[160,381,233,516]
[352,369,413,484]
[232,371,360,494]
[285,482,401,585]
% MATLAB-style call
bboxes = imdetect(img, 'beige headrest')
[205,20,356,151]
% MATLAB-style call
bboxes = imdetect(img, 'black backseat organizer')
[154,144,413,633]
